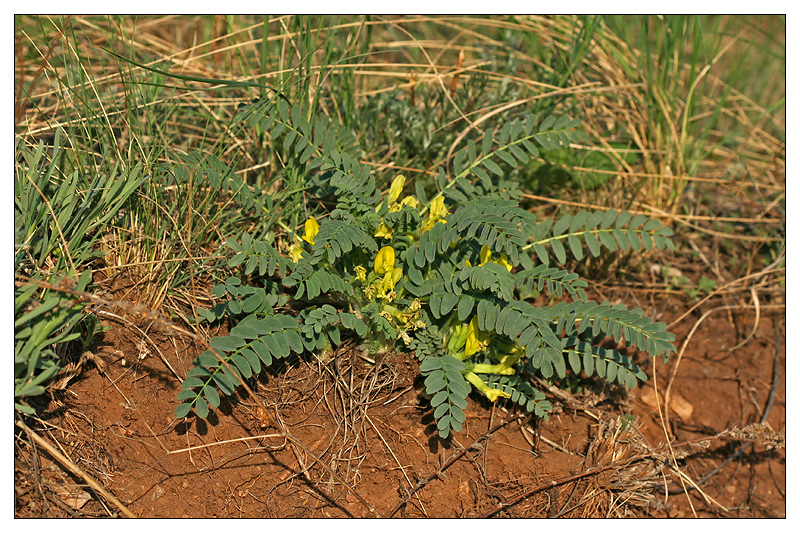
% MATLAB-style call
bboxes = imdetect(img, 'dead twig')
[479,453,644,518]
[388,413,526,518]
[16,418,136,518]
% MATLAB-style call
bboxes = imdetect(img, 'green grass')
[14,14,785,412]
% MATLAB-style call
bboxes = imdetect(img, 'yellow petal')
[375,266,403,302]
[374,246,396,275]
[401,195,419,209]
[354,265,367,283]
[421,214,446,234]
[465,372,511,402]
[480,245,492,265]
[429,195,449,219]
[388,175,405,205]
[388,266,403,287]
[375,222,394,238]
[421,196,449,234]
[464,316,482,357]
[484,387,512,402]
[289,244,303,262]
[498,253,513,272]
[302,217,319,245]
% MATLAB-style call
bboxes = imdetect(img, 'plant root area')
[15,293,785,518]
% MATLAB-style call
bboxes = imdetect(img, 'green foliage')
[14,272,96,414]
[420,356,470,438]
[15,130,146,275]
[14,133,143,412]
[175,98,676,439]
[527,209,674,266]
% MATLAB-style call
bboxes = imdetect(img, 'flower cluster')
[466,245,512,271]
[371,245,403,302]
[288,174,522,404]
[374,175,449,240]
[443,315,522,402]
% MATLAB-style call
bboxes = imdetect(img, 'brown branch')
[16,418,137,518]
[478,453,644,518]
[388,413,526,518]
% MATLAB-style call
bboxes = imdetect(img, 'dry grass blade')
[16,419,137,518]
[575,417,669,517]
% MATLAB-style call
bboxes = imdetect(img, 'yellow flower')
[421,196,450,234]
[388,175,405,205]
[289,243,303,262]
[429,195,449,220]
[371,246,403,301]
[389,194,420,213]
[465,372,512,402]
[375,222,394,239]
[479,245,512,272]
[302,217,319,245]
[393,298,422,325]
[401,195,419,209]
[480,245,492,265]
[482,386,512,402]
[354,265,367,283]
[374,246,396,275]
[376,267,403,302]
[496,254,513,271]
[464,316,491,357]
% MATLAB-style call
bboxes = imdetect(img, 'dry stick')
[478,453,646,518]
[365,414,427,515]
[727,286,761,352]
[387,414,526,518]
[449,49,465,98]
[16,419,137,518]
[167,434,285,455]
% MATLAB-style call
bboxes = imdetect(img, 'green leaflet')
[419,356,470,438]
[528,209,674,266]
